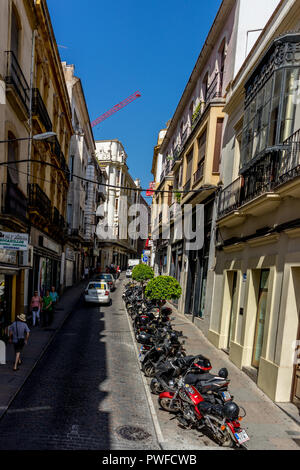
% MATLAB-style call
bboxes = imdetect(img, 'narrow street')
[0,276,299,451]
[0,278,160,450]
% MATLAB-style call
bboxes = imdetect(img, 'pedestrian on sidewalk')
[49,286,59,324]
[30,291,42,327]
[8,314,30,371]
[84,267,89,281]
[41,290,53,328]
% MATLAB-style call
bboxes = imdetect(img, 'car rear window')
[89,283,107,289]
[99,275,112,280]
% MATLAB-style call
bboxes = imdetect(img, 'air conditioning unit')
[18,245,33,268]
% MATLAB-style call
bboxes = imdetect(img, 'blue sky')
[47,0,222,196]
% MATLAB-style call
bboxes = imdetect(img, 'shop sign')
[41,236,60,254]
[0,232,28,251]
[0,249,17,265]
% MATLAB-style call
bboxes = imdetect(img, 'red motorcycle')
[159,375,249,448]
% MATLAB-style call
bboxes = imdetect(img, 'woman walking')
[30,291,42,327]
[8,314,30,371]
[41,290,53,328]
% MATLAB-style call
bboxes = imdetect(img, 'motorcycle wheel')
[143,363,156,377]
[158,397,181,414]
[218,429,234,448]
[150,379,164,395]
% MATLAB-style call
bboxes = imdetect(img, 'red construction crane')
[91,91,141,128]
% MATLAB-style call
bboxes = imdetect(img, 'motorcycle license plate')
[221,391,232,402]
[234,429,249,444]
[139,347,145,362]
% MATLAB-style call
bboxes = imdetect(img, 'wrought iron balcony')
[205,72,223,103]
[218,177,242,218]
[50,137,70,178]
[1,183,27,221]
[28,184,51,220]
[193,161,204,185]
[218,128,300,219]
[5,51,30,116]
[192,73,223,131]
[183,179,191,193]
[32,88,52,132]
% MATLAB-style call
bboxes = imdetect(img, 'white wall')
[233,0,281,77]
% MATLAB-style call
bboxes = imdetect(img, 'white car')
[84,281,111,305]
[126,268,133,278]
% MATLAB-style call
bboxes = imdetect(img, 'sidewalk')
[0,281,86,421]
[167,303,300,450]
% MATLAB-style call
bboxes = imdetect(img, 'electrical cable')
[0,159,218,195]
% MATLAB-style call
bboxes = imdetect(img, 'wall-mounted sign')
[0,232,28,251]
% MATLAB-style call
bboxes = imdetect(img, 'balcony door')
[252,269,270,369]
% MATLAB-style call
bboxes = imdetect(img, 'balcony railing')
[218,176,242,217]
[192,73,223,131]
[51,137,70,178]
[218,128,300,219]
[5,51,30,113]
[193,161,204,185]
[32,88,52,132]
[28,184,51,220]
[1,183,27,221]
[205,72,223,104]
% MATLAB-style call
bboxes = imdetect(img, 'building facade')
[95,140,139,270]
[208,0,300,405]
[151,0,281,333]
[62,62,106,285]
[0,0,35,331]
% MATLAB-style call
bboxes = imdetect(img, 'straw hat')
[17,314,27,322]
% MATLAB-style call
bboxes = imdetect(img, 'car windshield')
[89,283,106,289]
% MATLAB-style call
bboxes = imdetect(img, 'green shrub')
[132,264,154,283]
[145,275,182,311]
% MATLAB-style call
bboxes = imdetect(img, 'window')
[240,37,300,171]
[219,39,226,91]
[203,73,209,102]
[7,132,19,185]
[185,149,194,186]
[213,118,223,173]
[11,6,20,59]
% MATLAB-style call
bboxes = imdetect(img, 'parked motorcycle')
[158,365,248,448]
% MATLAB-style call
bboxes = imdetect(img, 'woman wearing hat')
[8,314,30,371]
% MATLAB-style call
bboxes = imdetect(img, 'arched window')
[11,5,20,59]
[7,132,19,185]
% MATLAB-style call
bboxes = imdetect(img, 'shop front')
[28,230,62,299]
[0,250,20,338]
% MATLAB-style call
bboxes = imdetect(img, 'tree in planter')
[132,264,154,297]
[145,276,182,314]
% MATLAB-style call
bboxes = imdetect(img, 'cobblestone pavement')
[0,277,159,450]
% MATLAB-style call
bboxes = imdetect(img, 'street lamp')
[0,132,57,144]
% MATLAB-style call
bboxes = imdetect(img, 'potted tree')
[145,275,182,314]
[132,264,154,297]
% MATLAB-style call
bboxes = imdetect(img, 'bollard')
[0,340,6,365]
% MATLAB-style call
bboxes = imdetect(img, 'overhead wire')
[0,159,218,195]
